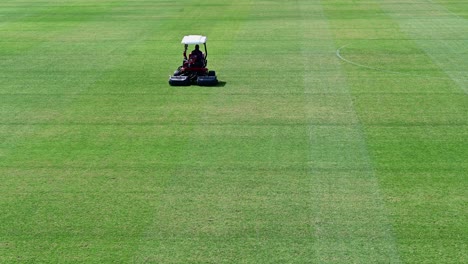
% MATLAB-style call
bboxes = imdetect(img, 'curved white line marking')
[336,44,422,76]
[336,44,455,80]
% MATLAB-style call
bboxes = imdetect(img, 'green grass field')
[1,0,467,262]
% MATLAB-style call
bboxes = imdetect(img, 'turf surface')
[0,0,467,262]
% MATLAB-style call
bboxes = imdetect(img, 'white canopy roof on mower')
[181,35,207,45]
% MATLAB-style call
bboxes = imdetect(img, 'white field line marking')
[335,44,401,73]
[336,44,460,80]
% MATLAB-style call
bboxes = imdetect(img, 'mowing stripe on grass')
[378,0,468,94]
[0,1,213,262]
[328,0,467,262]
[2,0,465,262]
[302,1,401,262]
[426,0,466,20]
[132,2,262,262]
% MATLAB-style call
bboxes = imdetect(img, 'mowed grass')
[0,0,467,263]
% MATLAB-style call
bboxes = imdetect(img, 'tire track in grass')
[377,0,468,94]
[301,0,401,262]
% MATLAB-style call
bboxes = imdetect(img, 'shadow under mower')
[169,35,219,86]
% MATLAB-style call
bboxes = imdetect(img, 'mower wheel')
[173,68,182,76]
[208,70,216,76]
[169,75,190,86]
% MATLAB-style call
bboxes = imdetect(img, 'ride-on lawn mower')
[169,35,219,86]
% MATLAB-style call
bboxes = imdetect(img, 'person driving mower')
[189,44,205,67]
